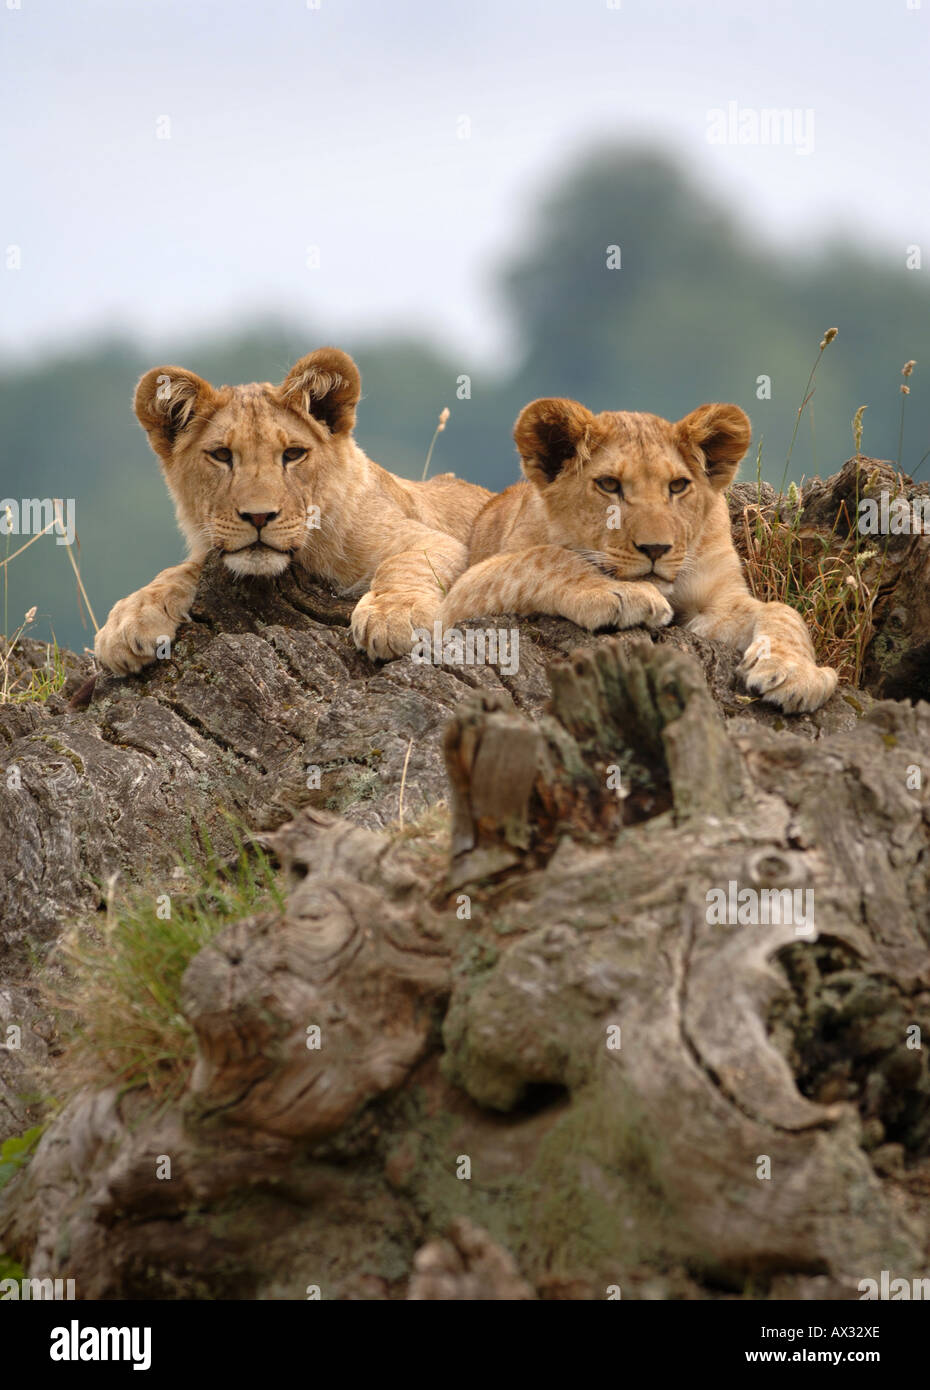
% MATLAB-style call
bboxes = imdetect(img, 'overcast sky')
[2,0,927,365]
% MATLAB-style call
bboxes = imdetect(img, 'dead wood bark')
[1,458,929,1300]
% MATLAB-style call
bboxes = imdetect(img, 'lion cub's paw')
[351,592,426,661]
[739,639,838,714]
[565,580,673,633]
[95,592,187,676]
[614,583,675,631]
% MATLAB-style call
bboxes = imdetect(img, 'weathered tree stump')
[1,458,929,1299]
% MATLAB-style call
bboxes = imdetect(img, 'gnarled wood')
[2,458,930,1299]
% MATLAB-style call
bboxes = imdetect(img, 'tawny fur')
[95,348,490,674]
[440,398,838,714]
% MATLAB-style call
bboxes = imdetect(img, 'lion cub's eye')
[669,477,691,495]
[207,447,233,465]
[282,447,307,464]
[594,476,623,497]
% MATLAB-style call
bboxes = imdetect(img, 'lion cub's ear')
[675,403,751,490]
[515,398,596,487]
[134,367,217,462]
[279,348,361,436]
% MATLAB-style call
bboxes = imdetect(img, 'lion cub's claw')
[351,592,423,661]
[739,639,838,714]
[569,579,673,633]
[95,594,181,676]
[613,583,674,631]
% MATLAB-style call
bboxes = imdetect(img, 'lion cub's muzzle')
[587,545,682,584]
[221,541,293,578]
[628,541,679,582]
[219,525,297,578]
[215,508,307,577]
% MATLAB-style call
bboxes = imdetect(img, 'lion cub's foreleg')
[686,586,837,714]
[95,558,203,675]
[350,529,471,660]
[439,545,673,632]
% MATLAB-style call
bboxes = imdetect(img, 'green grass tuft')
[49,823,284,1103]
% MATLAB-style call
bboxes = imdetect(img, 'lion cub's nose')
[635,542,672,563]
[239,511,279,530]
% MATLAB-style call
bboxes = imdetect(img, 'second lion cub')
[439,396,837,714]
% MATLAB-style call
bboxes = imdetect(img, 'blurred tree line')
[2,145,928,654]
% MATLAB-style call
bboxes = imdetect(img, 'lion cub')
[95,348,490,674]
[439,397,837,714]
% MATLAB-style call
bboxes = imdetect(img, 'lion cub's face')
[133,348,363,577]
[514,398,751,585]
